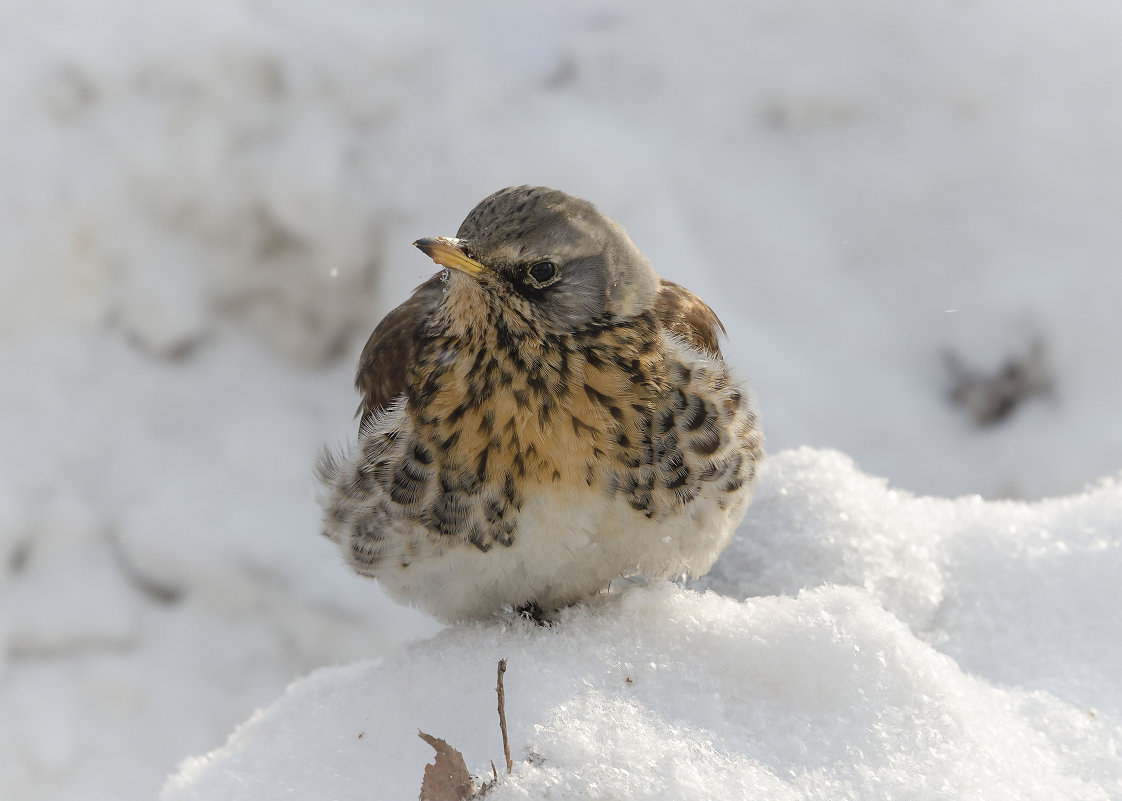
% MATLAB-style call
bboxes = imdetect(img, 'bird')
[318,186,763,621]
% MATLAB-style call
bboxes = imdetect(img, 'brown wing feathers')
[354,274,443,427]
[654,279,725,357]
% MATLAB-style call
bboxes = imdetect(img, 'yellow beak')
[414,236,486,277]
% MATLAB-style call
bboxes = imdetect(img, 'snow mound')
[162,449,1122,800]
[704,449,1122,716]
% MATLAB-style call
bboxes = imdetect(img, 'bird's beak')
[414,236,486,277]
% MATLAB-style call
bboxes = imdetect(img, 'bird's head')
[415,186,659,336]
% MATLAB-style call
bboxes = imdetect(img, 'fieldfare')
[319,186,763,621]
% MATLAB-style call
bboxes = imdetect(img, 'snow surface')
[163,449,1122,800]
[3,0,1122,799]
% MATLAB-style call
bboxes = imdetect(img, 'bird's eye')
[526,261,560,287]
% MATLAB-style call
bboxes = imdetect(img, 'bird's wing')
[654,278,727,358]
[354,273,444,427]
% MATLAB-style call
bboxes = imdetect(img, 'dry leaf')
[418,730,476,801]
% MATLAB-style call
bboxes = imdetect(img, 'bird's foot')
[514,601,552,626]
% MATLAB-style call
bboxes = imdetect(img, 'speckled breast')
[324,310,762,574]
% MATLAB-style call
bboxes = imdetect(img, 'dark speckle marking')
[662,469,689,491]
[682,395,708,431]
[572,415,598,437]
[447,402,468,426]
[427,489,471,537]
[389,460,426,505]
[411,441,434,465]
[584,383,612,406]
[494,522,516,547]
[504,473,521,509]
[466,524,492,552]
[673,387,689,412]
[690,426,721,457]
[485,496,505,523]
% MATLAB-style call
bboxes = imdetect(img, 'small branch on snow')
[496,659,512,775]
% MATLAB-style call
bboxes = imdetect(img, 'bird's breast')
[409,325,657,496]
[386,310,758,556]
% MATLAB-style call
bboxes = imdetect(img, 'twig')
[496,659,512,774]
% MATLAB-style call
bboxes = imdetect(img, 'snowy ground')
[164,449,1122,800]
[2,1,1121,799]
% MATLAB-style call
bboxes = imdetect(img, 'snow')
[161,450,1122,800]
[2,0,1122,799]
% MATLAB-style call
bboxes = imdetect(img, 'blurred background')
[2,1,1121,798]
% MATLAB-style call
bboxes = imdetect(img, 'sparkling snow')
[2,1,1121,799]
[162,451,1122,800]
